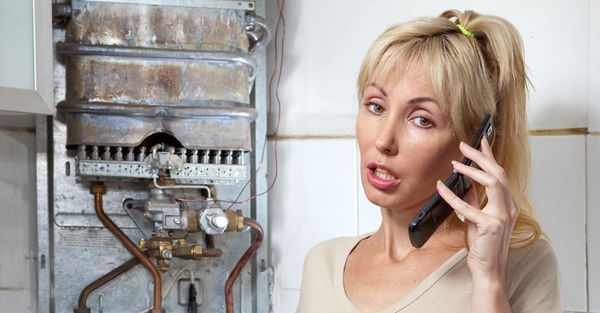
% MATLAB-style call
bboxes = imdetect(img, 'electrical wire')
[172,0,286,206]
[136,267,196,313]
[163,267,195,300]
[223,0,285,208]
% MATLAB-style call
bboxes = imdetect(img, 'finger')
[452,160,506,213]
[480,137,495,160]
[451,160,497,187]
[459,142,504,178]
[436,180,485,224]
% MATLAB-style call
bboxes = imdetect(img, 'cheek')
[355,114,373,159]
[403,133,460,180]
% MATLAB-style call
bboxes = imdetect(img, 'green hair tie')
[457,24,475,38]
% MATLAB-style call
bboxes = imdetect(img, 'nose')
[374,120,398,155]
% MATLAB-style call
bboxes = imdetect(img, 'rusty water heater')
[36,0,271,312]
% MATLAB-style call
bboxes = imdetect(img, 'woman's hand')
[436,137,517,313]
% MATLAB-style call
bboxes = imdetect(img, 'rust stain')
[146,64,182,100]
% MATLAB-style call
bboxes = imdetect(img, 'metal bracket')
[76,159,247,184]
[123,199,154,238]
[71,0,255,11]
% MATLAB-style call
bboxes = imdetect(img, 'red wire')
[175,0,286,206]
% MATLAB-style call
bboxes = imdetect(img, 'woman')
[297,9,561,313]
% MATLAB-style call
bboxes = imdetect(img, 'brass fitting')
[149,308,166,313]
[156,259,171,272]
[145,237,211,270]
[89,182,106,195]
[190,245,203,260]
[145,237,174,272]
[225,209,244,232]
[186,209,198,232]
[156,176,175,186]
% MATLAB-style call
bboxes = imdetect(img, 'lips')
[366,162,401,190]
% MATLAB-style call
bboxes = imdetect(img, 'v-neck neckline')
[333,233,468,313]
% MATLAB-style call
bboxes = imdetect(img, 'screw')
[161,249,173,259]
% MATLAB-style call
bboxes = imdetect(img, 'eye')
[367,102,385,114]
[412,116,433,128]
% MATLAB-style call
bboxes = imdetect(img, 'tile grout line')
[0,125,35,133]
[585,135,590,312]
[266,128,595,141]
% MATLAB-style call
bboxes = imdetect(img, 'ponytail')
[441,10,541,247]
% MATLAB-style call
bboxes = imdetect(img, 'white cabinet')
[0,0,53,115]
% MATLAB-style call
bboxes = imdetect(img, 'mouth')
[366,162,401,190]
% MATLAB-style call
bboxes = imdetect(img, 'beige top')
[297,234,561,313]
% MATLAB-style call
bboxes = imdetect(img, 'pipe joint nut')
[89,182,106,195]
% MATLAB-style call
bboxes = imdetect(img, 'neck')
[370,205,462,262]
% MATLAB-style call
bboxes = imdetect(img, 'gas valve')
[199,201,229,234]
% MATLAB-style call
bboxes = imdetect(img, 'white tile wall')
[590,0,600,132]
[268,138,357,312]
[528,136,587,312]
[0,127,37,313]
[267,0,590,136]
[588,136,600,312]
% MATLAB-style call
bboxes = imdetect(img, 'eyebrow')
[369,83,388,97]
[368,83,438,106]
[408,96,438,106]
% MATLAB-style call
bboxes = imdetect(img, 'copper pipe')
[203,248,223,257]
[203,234,223,257]
[91,183,165,313]
[75,253,145,313]
[224,218,264,313]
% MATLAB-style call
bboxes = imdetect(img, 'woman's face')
[357,63,462,212]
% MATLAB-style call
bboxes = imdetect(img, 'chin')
[363,184,430,213]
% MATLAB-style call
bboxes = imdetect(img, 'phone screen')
[408,114,493,248]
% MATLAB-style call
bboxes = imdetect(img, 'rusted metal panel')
[59,103,257,150]
[64,56,251,105]
[57,1,261,150]
[68,3,249,51]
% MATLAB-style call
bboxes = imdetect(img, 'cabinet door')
[0,0,53,115]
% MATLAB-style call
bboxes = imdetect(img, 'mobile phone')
[408,114,494,248]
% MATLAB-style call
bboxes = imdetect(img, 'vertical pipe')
[224,218,264,313]
[91,182,165,313]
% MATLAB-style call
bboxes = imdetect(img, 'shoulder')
[304,235,368,270]
[507,237,562,312]
[508,236,557,271]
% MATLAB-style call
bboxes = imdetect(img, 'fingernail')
[451,160,459,166]
[459,142,466,147]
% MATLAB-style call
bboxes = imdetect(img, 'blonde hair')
[357,10,541,248]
